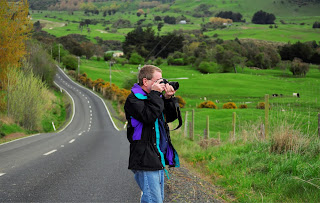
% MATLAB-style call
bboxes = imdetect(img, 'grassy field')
[30,0,320,43]
[75,58,320,201]
[78,58,320,138]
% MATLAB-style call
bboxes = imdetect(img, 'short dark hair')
[138,65,162,86]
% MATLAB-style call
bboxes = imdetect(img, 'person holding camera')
[124,65,180,203]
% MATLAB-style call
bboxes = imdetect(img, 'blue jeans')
[132,170,164,203]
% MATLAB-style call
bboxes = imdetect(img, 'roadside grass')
[170,117,320,202]
[0,88,68,144]
[41,89,68,132]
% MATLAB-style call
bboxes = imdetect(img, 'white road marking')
[0,173,5,177]
[57,65,119,131]
[78,132,82,136]
[69,139,75,143]
[85,97,87,99]
[89,106,91,109]
[43,149,57,156]
[90,114,92,117]
[87,101,90,104]
[61,145,64,147]
[90,110,92,113]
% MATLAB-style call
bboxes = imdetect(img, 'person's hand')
[151,79,165,93]
[164,83,176,99]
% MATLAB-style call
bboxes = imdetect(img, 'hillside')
[28,0,320,18]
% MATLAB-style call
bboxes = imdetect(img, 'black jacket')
[124,84,180,171]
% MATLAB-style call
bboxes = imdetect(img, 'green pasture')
[76,58,320,201]
[78,58,320,140]
[173,0,320,18]
[30,2,320,43]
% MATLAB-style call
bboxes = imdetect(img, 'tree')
[164,16,176,24]
[252,10,276,24]
[216,11,243,22]
[0,0,32,81]
[289,58,309,76]
[80,41,95,59]
[137,9,144,17]
[154,16,162,21]
[313,21,320,28]
[157,22,164,32]
[129,52,144,65]
[62,55,78,70]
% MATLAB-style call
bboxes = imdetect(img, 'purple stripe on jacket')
[131,117,143,141]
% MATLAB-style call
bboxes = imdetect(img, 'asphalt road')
[0,67,140,202]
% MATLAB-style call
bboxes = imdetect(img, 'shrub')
[256,102,265,109]
[167,56,174,65]
[154,57,163,66]
[104,52,113,61]
[239,104,248,109]
[62,55,77,70]
[171,58,184,65]
[198,101,218,109]
[26,41,56,86]
[129,52,144,65]
[289,58,309,77]
[198,61,221,73]
[175,95,186,108]
[68,70,76,78]
[223,102,237,109]
[115,57,128,66]
[123,74,138,90]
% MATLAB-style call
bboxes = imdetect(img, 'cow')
[293,93,300,98]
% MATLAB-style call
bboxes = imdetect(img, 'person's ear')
[142,78,148,86]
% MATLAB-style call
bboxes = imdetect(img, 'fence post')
[204,116,209,139]
[190,109,194,140]
[232,112,236,141]
[265,94,269,140]
[189,122,193,141]
[184,111,188,137]
[318,113,320,138]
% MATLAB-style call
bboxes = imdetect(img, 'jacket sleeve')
[163,97,178,123]
[125,90,164,125]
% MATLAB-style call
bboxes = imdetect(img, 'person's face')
[143,71,162,93]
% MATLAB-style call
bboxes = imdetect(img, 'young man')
[124,65,180,203]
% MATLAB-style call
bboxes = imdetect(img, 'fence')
[182,94,320,143]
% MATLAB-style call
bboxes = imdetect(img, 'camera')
[160,78,179,91]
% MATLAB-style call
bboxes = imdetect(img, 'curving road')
[0,67,140,202]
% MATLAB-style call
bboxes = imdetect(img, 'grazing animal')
[293,93,300,98]
[272,94,279,97]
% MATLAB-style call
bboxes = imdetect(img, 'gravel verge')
[164,160,226,203]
